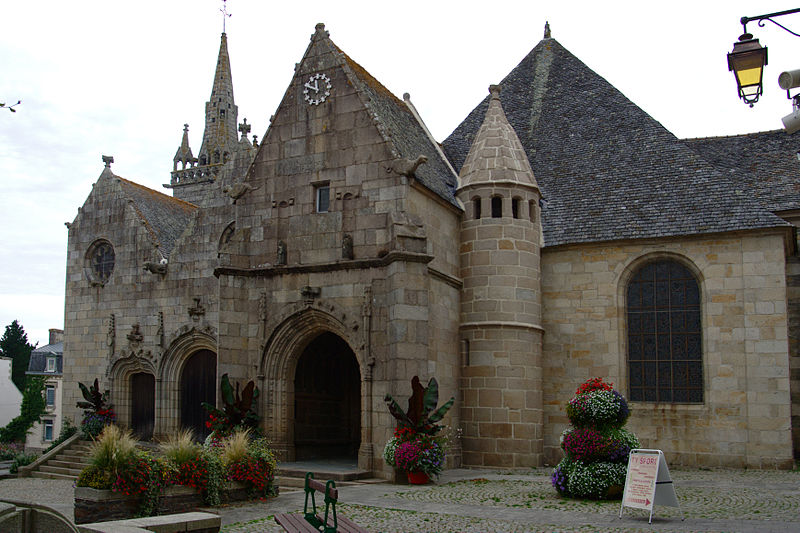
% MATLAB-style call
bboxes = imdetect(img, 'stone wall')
[787,255,800,459]
[541,232,794,468]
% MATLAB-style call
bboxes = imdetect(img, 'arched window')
[491,196,502,218]
[627,260,702,403]
[473,197,481,219]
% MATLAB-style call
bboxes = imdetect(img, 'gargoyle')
[387,155,428,177]
[143,258,168,275]
[223,182,260,203]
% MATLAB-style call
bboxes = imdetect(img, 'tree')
[0,320,36,392]
[0,376,45,442]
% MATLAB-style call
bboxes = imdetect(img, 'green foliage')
[384,376,455,435]
[9,452,38,474]
[202,374,260,437]
[159,429,200,466]
[76,464,114,489]
[77,378,113,412]
[0,320,35,392]
[0,442,23,460]
[0,376,46,442]
[89,425,137,473]
[43,419,78,454]
[552,378,637,500]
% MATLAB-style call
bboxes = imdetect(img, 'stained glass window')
[627,260,702,403]
[88,241,115,283]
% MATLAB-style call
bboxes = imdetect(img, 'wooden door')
[180,349,216,441]
[130,373,155,440]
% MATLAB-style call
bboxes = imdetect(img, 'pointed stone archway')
[294,332,360,460]
[260,306,369,468]
[179,349,217,441]
[130,372,155,440]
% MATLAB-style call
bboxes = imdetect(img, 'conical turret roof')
[173,124,194,162]
[459,85,539,191]
[443,31,788,247]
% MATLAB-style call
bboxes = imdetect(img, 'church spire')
[197,32,239,168]
[173,124,195,171]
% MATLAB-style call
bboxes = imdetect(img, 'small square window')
[45,386,55,407]
[46,358,56,372]
[43,420,54,441]
[316,185,330,213]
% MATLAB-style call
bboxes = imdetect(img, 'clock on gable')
[303,72,332,105]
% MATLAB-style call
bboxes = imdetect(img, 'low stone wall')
[74,482,264,524]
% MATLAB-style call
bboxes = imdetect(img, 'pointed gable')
[337,48,459,206]
[251,23,458,207]
[443,36,789,247]
[459,85,539,191]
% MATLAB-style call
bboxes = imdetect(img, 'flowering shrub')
[566,461,627,499]
[393,436,445,477]
[0,442,23,460]
[576,377,613,396]
[226,437,277,498]
[81,409,116,438]
[383,436,400,468]
[77,429,276,514]
[566,390,625,430]
[552,378,638,500]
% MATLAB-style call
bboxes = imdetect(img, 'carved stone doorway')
[180,349,216,441]
[130,372,155,440]
[294,332,360,460]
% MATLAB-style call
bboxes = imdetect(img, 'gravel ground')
[0,467,797,533]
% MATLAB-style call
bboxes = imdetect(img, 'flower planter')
[407,471,430,485]
[74,481,268,524]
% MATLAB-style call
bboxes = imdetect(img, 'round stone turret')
[457,84,544,468]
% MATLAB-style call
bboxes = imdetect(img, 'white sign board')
[619,449,681,524]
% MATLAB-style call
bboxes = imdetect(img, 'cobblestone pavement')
[217,467,800,533]
[0,468,796,532]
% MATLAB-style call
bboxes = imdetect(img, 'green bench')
[274,473,369,533]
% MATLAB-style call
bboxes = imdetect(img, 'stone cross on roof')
[102,155,114,168]
[238,118,251,139]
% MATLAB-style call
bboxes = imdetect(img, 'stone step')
[39,464,83,476]
[57,452,92,462]
[31,471,76,481]
[48,460,89,471]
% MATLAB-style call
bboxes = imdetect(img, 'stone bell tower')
[457,85,544,468]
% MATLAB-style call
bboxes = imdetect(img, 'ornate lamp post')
[728,8,800,107]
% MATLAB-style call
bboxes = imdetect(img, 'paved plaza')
[0,467,797,532]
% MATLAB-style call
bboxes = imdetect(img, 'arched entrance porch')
[294,332,360,460]
[180,349,216,441]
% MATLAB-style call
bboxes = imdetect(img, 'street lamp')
[728,34,768,107]
[728,8,800,107]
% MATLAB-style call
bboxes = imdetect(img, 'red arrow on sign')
[646,499,651,506]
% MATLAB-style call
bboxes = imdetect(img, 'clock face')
[303,72,332,105]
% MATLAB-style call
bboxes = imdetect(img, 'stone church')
[61,23,799,475]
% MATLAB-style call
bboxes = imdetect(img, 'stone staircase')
[30,438,92,480]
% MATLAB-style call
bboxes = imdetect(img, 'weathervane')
[220,0,231,33]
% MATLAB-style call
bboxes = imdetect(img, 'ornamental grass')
[159,428,200,466]
[90,424,137,473]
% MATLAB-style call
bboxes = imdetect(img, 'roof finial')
[489,84,502,100]
[102,155,114,168]
[239,118,251,140]
[220,0,231,34]
[544,21,551,39]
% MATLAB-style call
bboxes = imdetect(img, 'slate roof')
[118,178,197,257]
[684,130,800,213]
[443,38,790,247]
[459,85,539,190]
[27,343,63,375]
[335,46,460,208]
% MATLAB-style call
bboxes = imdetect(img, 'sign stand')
[619,449,683,524]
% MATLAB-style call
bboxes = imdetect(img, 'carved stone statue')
[277,240,287,266]
[342,233,354,260]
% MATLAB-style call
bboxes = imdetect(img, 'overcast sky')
[1,1,797,346]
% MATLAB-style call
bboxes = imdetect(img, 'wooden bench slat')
[333,514,370,533]
[274,512,320,533]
